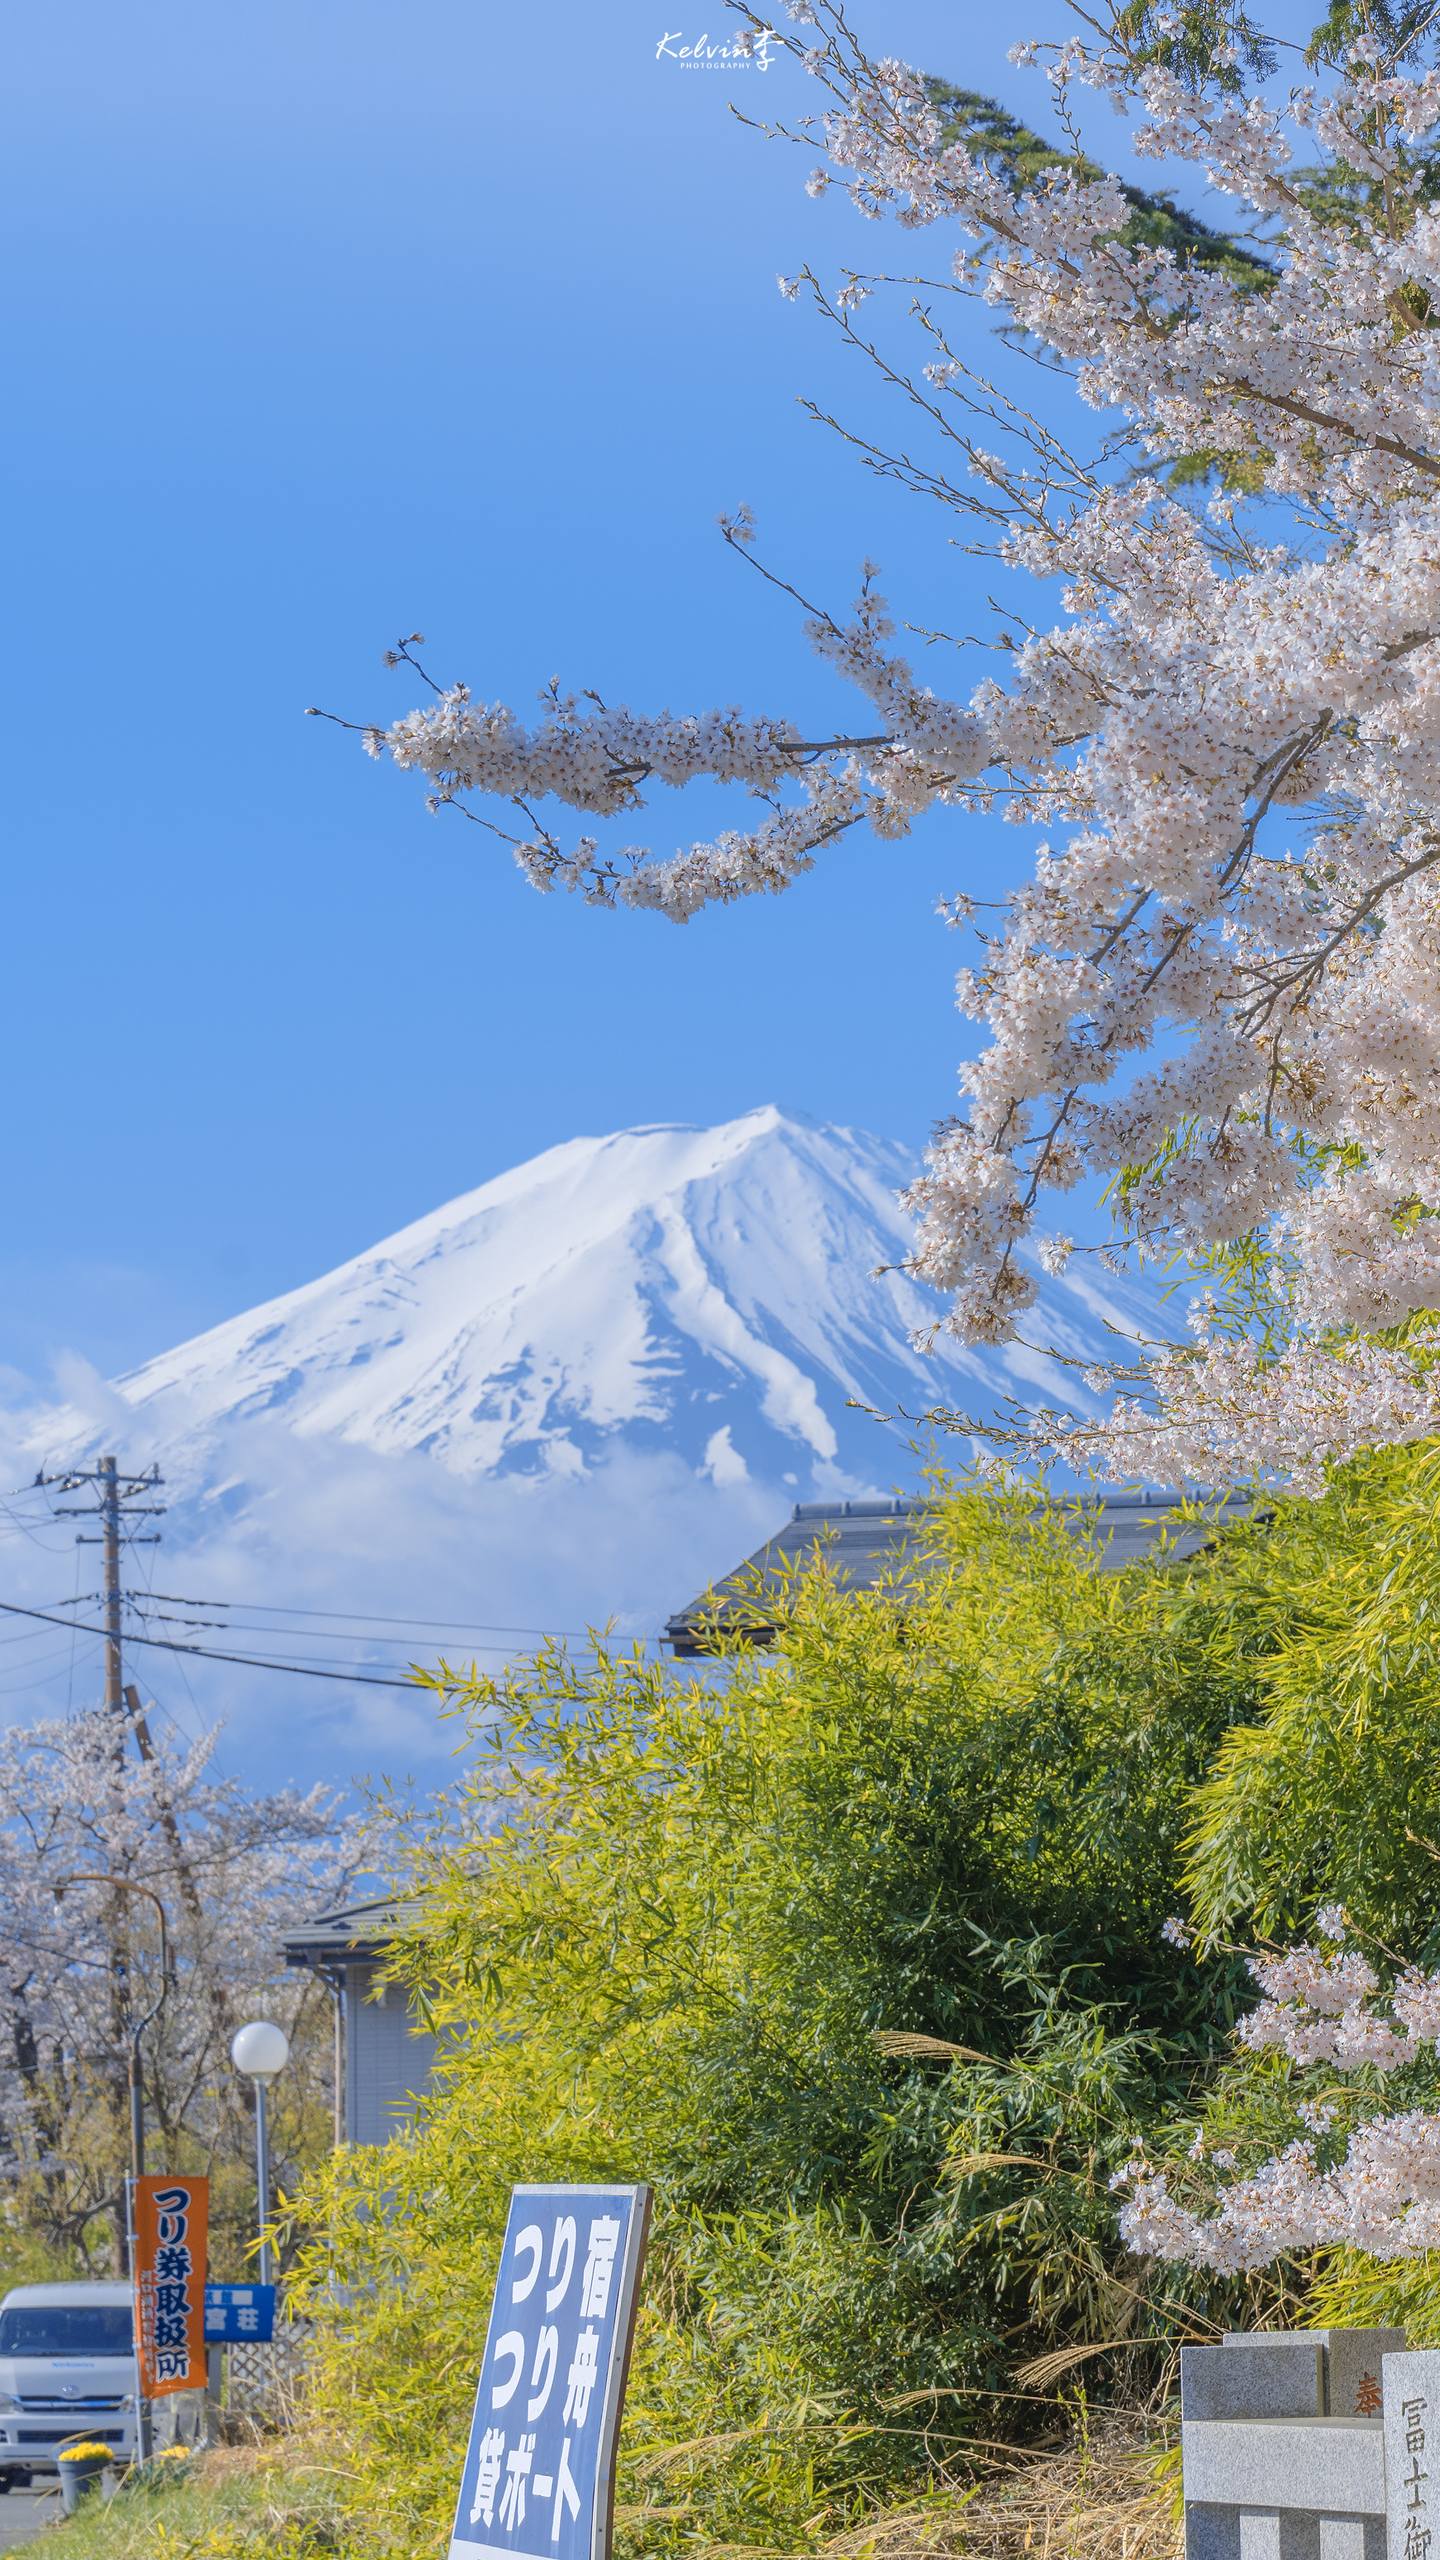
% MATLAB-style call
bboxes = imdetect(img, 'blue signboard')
[203,2283,277,2343]
[450,2184,650,2560]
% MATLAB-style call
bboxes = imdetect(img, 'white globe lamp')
[231,2020,291,2283]
[230,2020,290,2084]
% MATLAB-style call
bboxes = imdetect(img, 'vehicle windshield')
[0,2307,134,2357]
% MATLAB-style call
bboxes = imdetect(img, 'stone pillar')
[1383,2350,1440,2560]
[1183,2332,1403,2560]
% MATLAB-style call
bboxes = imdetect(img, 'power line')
[138,1592,603,1640]
[0,1493,76,1556]
[0,1606,102,1647]
[0,1464,657,1707]
[66,1538,86,1715]
[125,1606,552,1662]
[0,1638,97,1697]
[124,1537,218,1759]
[144,1662,218,1758]
[127,1606,657,1665]
[0,1594,477,1692]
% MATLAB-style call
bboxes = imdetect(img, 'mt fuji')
[81,1106,1134,1492]
[9,1109,1149,1778]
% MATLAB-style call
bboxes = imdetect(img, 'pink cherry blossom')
[350,8,1440,1485]
[1117,1926,1440,2268]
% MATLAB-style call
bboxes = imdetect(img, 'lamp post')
[58,1875,170,2249]
[230,2021,290,2285]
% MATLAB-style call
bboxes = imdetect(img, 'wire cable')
[0,1495,75,1557]
[0,1638,101,1696]
[66,1540,81,1714]
[126,1540,217,1757]
[0,1610,103,1650]
[0,1594,487,1692]
[137,1592,603,1640]
[125,1609,534,1664]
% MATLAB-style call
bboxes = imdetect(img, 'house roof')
[281,1895,418,1969]
[664,1488,1256,1655]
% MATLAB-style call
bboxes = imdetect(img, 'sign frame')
[203,2282,277,2344]
[132,2173,209,2398]
[449,2182,652,2560]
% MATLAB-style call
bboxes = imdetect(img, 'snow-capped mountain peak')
[82,1105,1132,1496]
[5,1110,1151,1779]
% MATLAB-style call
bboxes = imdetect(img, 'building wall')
[343,1957,438,2144]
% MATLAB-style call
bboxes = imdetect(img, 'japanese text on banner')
[450,2185,648,2560]
[133,2174,209,2397]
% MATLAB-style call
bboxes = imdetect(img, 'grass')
[40,2442,349,2559]
[37,2418,1179,2560]
[952,2422,1180,2560]
[812,2417,1179,2560]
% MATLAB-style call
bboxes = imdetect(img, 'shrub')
[292,1485,1266,2558]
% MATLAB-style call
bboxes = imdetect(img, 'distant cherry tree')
[333,0,1440,1488]
[0,1706,367,2270]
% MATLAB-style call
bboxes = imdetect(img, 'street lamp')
[58,1875,170,2240]
[230,2020,290,2285]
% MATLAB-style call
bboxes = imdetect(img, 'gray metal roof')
[664,1488,1257,1655]
[281,1896,417,1968]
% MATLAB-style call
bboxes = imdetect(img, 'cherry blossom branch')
[326,1,1440,1486]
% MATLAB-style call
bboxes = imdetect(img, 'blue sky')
[2,0,1182,1384]
[0,0,1337,1777]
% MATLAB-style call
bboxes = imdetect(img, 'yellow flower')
[57,2442,113,2464]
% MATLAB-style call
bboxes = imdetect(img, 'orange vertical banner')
[132,2174,209,2397]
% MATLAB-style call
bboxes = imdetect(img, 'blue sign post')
[203,2284,277,2344]
[449,2184,651,2560]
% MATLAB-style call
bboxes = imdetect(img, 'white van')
[0,2283,137,2484]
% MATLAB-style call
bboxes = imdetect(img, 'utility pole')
[36,1458,165,2274]
[38,1457,165,1745]
[101,1453,123,1725]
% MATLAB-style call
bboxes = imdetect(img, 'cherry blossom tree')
[332,0,1440,1488]
[1115,1909,1440,2270]
[0,1706,368,2271]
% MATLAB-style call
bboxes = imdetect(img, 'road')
[0,2483,58,2547]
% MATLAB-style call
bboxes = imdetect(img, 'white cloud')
[703,1425,749,1487]
[0,1389,784,1793]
